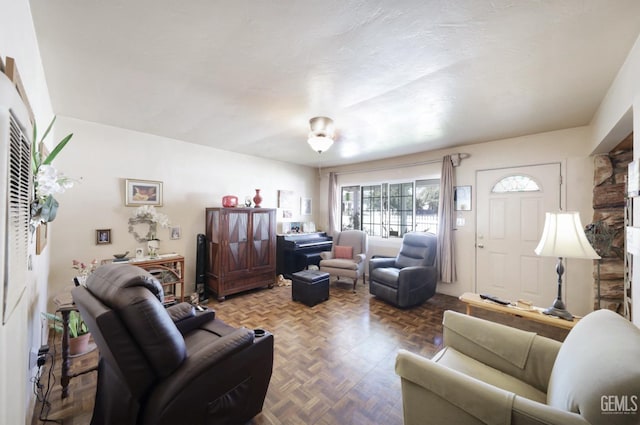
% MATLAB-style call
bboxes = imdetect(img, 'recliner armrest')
[145,328,270,420]
[175,310,215,335]
[369,257,396,273]
[443,311,561,392]
[167,302,195,322]
[395,349,587,425]
[167,302,216,334]
[396,349,515,425]
[398,265,435,287]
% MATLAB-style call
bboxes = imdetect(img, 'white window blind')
[2,111,30,324]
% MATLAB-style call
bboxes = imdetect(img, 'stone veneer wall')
[592,148,632,312]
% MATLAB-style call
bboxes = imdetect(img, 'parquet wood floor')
[32,280,566,425]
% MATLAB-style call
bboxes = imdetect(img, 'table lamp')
[534,211,600,320]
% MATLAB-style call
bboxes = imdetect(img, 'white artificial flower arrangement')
[30,117,74,230]
[34,164,74,200]
[128,205,171,242]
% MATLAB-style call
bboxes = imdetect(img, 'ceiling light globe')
[307,135,334,153]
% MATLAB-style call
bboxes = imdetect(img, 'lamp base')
[542,304,574,321]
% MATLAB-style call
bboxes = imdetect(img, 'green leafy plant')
[42,311,89,338]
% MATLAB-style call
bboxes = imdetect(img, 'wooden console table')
[459,292,580,331]
[102,254,185,305]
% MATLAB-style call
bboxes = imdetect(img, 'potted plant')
[42,310,91,355]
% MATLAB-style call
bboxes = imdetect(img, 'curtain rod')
[333,153,469,176]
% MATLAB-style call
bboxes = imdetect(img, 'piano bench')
[291,270,330,307]
[297,252,322,269]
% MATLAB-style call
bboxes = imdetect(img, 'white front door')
[476,163,561,306]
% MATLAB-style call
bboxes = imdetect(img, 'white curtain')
[328,172,339,236]
[437,155,456,282]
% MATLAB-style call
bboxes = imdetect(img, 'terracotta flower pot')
[69,333,91,356]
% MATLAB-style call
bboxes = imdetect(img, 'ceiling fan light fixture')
[307,116,335,153]
[307,135,334,153]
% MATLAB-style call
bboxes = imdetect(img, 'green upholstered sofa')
[396,309,640,425]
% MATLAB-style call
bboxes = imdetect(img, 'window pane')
[492,175,541,193]
[389,182,413,237]
[341,186,360,230]
[415,179,439,233]
[339,179,440,239]
[361,185,382,236]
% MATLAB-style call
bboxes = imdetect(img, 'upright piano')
[276,232,333,278]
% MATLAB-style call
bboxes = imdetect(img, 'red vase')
[253,189,262,208]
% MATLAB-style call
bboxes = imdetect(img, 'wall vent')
[0,71,31,325]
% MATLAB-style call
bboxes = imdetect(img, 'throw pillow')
[334,245,353,259]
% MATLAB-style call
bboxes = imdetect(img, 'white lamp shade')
[534,211,601,259]
[307,135,334,153]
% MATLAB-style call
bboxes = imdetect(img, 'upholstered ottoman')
[291,270,330,307]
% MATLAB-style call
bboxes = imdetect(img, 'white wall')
[0,1,54,424]
[319,126,596,316]
[47,117,319,308]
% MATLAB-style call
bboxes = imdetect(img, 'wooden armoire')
[205,207,276,300]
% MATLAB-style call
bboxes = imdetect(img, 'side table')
[53,291,98,399]
[459,292,580,331]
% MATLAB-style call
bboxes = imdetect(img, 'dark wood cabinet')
[205,208,276,300]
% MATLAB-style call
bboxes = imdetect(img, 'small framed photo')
[301,198,312,215]
[454,186,472,211]
[125,179,163,206]
[135,247,144,259]
[170,226,181,240]
[36,223,48,255]
[96,229,111,245]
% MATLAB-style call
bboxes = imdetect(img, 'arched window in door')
[491,175,541,193]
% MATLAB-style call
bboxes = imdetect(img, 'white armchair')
[395,309,640,425]
[319,230,368,291]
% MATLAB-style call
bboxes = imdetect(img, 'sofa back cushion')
[547,309,640,425]
[395,232,436,269]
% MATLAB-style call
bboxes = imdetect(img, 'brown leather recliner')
[72,263,273,425]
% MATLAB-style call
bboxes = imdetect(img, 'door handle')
[477,243,484,248]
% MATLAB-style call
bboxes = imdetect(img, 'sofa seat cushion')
[320,258,358,270]
[547,309,640,425]
[370,267,401,288]
[433,346,547,404]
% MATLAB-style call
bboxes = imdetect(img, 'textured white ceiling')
[29,0,640,167]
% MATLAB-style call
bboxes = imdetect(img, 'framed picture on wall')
[96,229,111,245]
[277,190,295,209]
[301,198,312,215]
[36,223,48,255]
[454,186,472,211]
[170,226,181,240]
[125,179,163,206]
